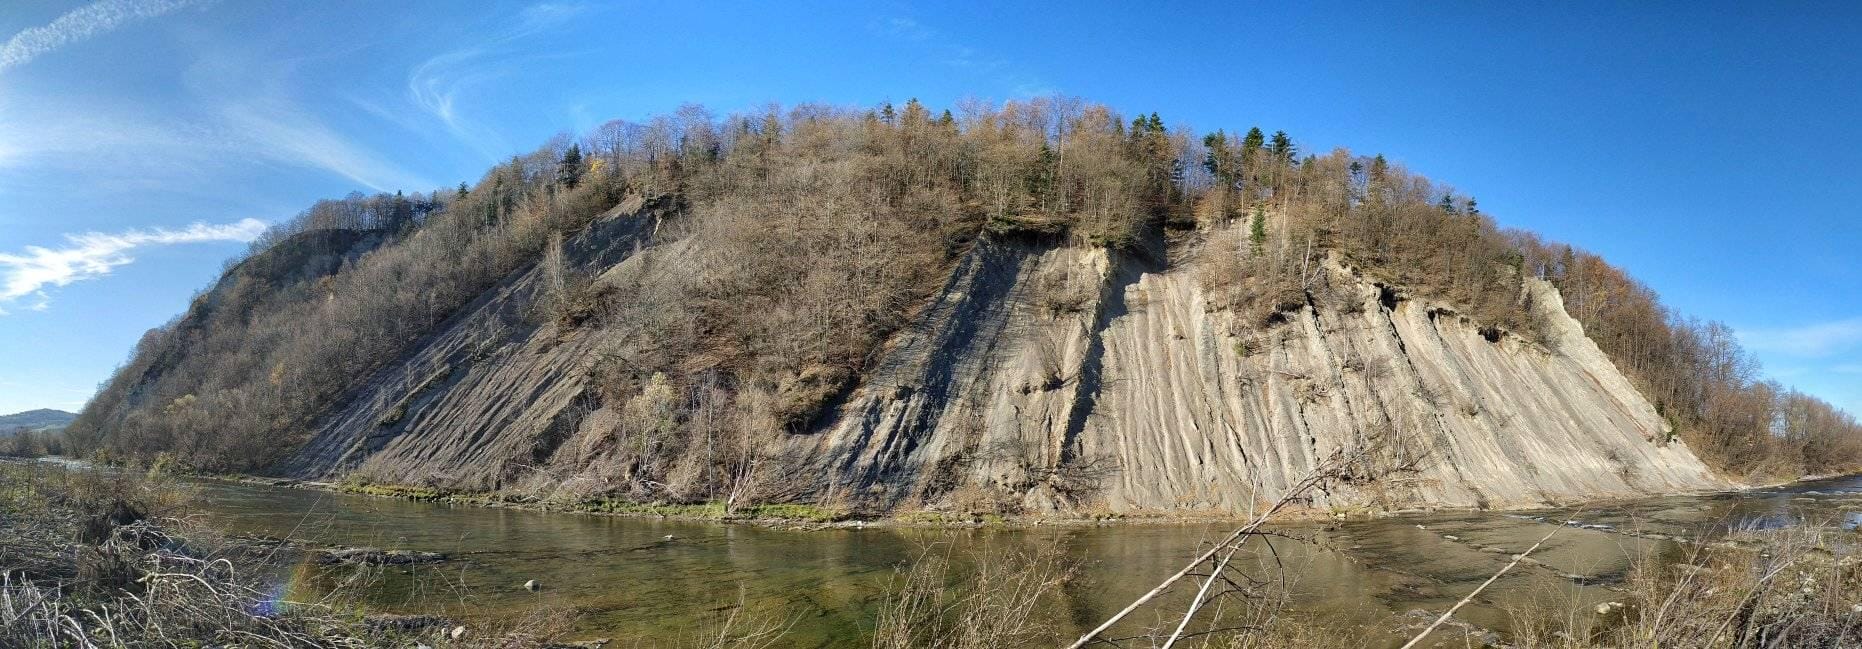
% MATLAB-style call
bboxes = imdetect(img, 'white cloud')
[222,100,431,192]
[0,0,211,74]
[1739,317,1862,358]
[0,218,266,308]
[407,3,587,161]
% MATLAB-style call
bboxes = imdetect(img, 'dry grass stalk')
[871,538,1077,649]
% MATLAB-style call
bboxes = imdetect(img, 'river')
[176,473,1862,647]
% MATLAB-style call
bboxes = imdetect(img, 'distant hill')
[0,409,77,433]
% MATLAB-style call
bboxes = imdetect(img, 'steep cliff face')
[272,200,661,489]
[265,211,1727,513]
[792,238,1726,513]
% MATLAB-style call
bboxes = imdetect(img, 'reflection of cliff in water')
[181,472,1862,645]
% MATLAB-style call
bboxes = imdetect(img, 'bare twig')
[1065,449,1360,648]
[1398,523,1562,649]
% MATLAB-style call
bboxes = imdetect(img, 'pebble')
[524,579,540,592]
[450,625,467,640]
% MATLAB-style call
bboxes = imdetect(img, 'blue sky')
[0,1,1857,416]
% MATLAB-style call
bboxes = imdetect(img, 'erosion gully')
[175,472,1862,647]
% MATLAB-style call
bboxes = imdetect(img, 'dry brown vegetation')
[1507,525,1862,648]
[64,95,1861,497]
[0,461,590,648]
[1534,243,1862,477]
[870,539,1078,649]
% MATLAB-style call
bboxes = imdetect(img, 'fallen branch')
[1161,539,1243,648]
[1397,523,1562,649]
[1065,449,1360,648]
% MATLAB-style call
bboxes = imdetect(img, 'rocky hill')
[67,98,1859,517]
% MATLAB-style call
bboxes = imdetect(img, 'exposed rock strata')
[272,213,1727,513]
[795,239,1725,513]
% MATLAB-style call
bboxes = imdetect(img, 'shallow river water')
[180,475,1862,647]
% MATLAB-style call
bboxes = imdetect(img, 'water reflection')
[182,474,1862,646]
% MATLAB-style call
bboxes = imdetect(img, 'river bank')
[9,457,1862,646]
[191,466,1785,533]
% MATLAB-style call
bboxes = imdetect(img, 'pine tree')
[1466,198,1479,216]
[557,144,584,189]
[1438,193,1457,214]
[879,102,897,125]
[456,182,469,199]
[1268,130,1295,164]
[1249,206,1267,255]
[1241,127,1265,158]
[1203,130,1237,185]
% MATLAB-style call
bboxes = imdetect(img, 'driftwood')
[1397,523,1564,649]
[1065,449,1364,649]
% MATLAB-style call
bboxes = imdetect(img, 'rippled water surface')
[182,475,1862,647]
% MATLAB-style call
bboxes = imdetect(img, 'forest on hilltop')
[64,97,1862,499]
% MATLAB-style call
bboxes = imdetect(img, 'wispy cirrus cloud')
[1739,317,1862,358]
[0,0,212,74]
[171,32,434,193]
[408,2,589,160]
[0,219,267,311]
[222,99,431,192]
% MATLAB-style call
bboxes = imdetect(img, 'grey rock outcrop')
[271,210,1728,514]
[795,238,1725,513]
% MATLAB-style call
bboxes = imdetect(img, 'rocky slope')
[268,203,1727,514]
[794,238,1724,513]
[273,198,661,487]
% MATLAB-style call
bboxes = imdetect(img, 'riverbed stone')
[314,547,447,566]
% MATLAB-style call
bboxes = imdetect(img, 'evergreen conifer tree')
[1241,127,1265,157]
[1269,130,1295,163]
[1249,207,1267,255]
[557,144,584,188]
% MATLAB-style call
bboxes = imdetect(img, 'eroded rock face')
[273,216,1726,514]
[272,201,660,490]
[795,240,1725,514]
